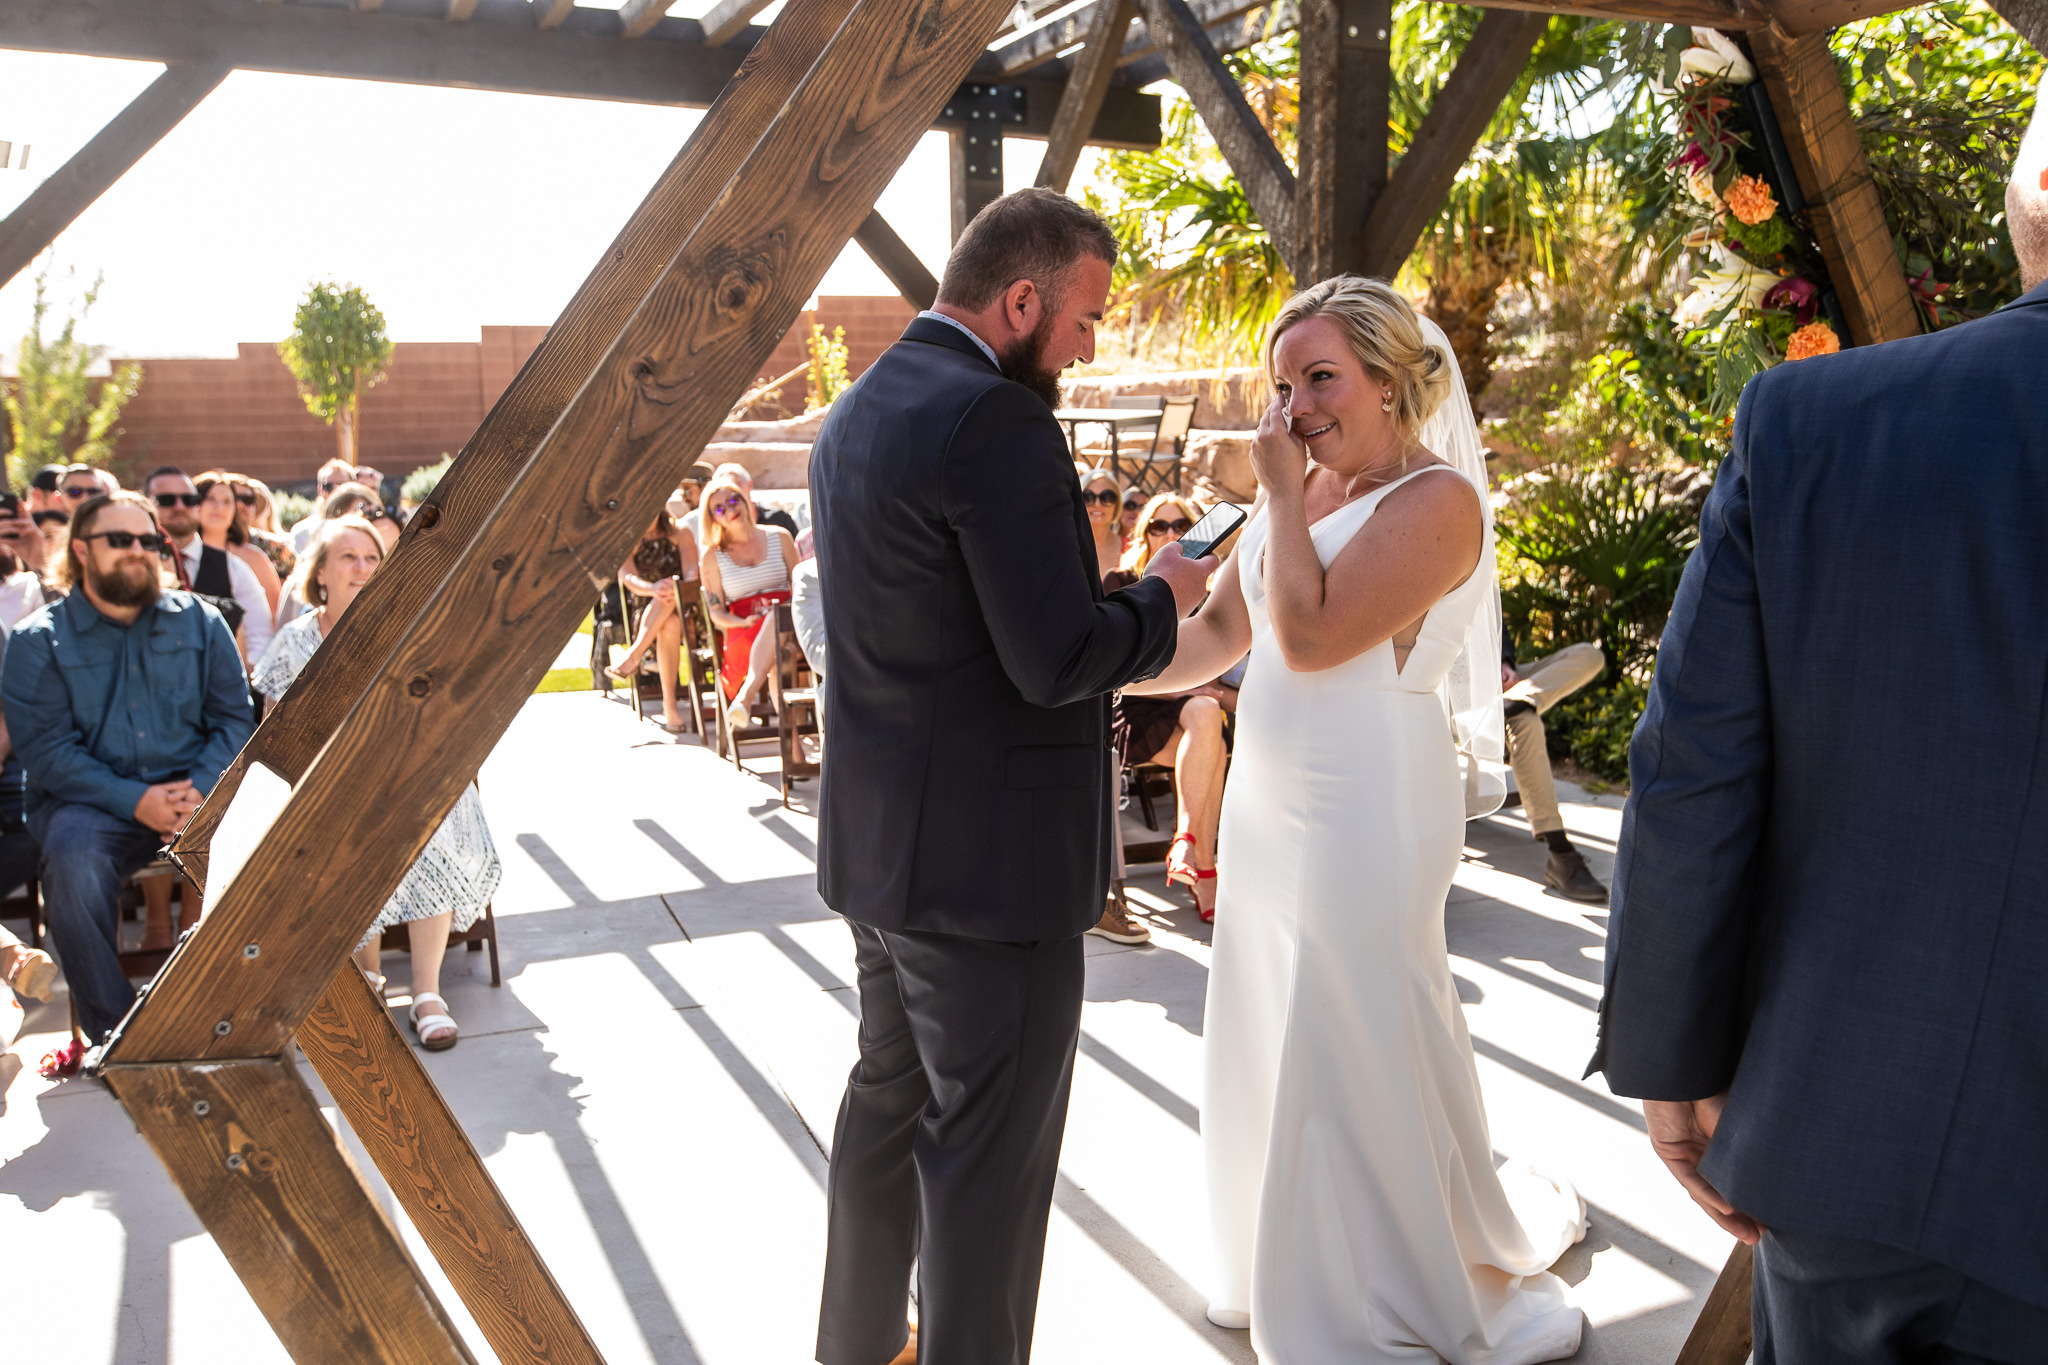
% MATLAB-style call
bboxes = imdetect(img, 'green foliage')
[401,454,453,507]
[1542,677,1649,782]
[276,281,393,460]
[272,489,314,530]
[804,324,850,411]
[2,270,142,490]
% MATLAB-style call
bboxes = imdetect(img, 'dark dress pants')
[1756,1229,2048,1365]
[817,921,1085,1365]
[33,801,165,1042]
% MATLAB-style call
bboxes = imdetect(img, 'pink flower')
[1762,277,1819,323]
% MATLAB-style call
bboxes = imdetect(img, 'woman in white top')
[252,516,502,1051]
[1129,276,1585,1364]
[698,473,798,736]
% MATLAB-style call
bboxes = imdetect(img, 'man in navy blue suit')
[1592,89,2048,1361]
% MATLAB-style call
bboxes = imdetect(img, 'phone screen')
[1177,502,1247,560]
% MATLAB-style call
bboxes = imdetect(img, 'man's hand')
[1142,541,1220,618]
[1643,1095,1763,1244]
[1501,661,1520,690]
[134,780,201,837]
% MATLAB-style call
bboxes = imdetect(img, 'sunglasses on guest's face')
[32,510,69,527]
[60,485,99,500]
[154,492,202,508]
[1124,497,1143,511]
[710,495,746,517]
[79,531,168,552]
[1082,489,1119,506]
[233,490,257,507]
[1146,517,1194,537]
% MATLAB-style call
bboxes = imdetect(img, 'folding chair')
[768,604,822,809]
[697,584,781,773]
[376,902,503,989]
[1122,395,1196,499]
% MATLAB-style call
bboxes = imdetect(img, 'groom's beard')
[999,317,1065,410]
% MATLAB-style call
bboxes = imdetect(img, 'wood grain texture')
[702,0,783,44]
[1987,0,2048,55]
[1674,1241,1755,1365]
[0,61,229,290]
[617,0,677,39]
[1296,0,1389,280]
[1457,0,1758,22]
[114,0,1019,1065]
[169,0,864,889]
[1034,0,1138,190]
[105,1057,476,1365]
[995,0,1250,75]
[300,965,604,1365]
[1353,8,1546,278]
[1751,28,1919,346]
[1763,0,1922,33]
[853,210,940,308]
[1132,0,1297,262]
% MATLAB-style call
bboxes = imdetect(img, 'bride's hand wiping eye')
[1251,393,1309,496]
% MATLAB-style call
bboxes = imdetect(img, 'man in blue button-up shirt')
[0,492,253,1045]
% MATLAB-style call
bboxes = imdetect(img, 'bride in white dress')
[1129,277,1586,1363]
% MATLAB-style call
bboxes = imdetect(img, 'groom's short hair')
[2010,70,2048,290]
[937,188,1118,314]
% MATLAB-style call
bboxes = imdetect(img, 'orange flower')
[1784,321,1840,361]
[1724,174,1778,226]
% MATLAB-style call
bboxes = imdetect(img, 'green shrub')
[1541,677,1648,784]
[402,454,453,507]
[273,489,314,530]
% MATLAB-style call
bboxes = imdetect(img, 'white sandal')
[409,992,459,1051]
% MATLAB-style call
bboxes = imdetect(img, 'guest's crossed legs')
[818,922,1085,1365]
[36,801,170,1041]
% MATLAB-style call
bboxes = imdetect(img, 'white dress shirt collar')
[916,310,1002,371]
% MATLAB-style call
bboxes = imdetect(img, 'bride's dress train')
[1203,473,1587,1364]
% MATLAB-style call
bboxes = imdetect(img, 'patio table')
[1051,405,1165,476]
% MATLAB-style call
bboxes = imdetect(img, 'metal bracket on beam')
[1339,0,1389,50]
[940,82,1028,181]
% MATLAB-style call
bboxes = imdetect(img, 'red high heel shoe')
[1167,828,1218,923]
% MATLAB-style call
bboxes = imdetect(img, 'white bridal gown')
[1204,468,1587,1364]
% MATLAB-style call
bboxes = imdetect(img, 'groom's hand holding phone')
[1144,541,1217,618]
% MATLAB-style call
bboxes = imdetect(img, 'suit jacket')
[1591,281,2048,1306]
[809,317,1179,941]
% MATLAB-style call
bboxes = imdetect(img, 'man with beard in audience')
[146,465,271,668]
[0,493,254,1073]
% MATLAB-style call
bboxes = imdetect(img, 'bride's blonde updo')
[1263,275,1454,445]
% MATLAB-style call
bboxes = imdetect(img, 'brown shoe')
[1544,850,1609,905]
[885,1326,917,1365]
[1086,900,1151,944]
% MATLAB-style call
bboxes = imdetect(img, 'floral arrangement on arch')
[1661,30,1898,410]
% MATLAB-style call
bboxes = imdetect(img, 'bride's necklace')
[1330,438,1416,505]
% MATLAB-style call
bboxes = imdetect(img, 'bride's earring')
[1381,390,1395,413]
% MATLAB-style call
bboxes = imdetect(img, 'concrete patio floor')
[1,690,1734,1364]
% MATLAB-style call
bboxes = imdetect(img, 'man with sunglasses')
[144,466,271,667]
[0,492,254,1068]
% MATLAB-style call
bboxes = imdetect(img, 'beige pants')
[1503,642,1605,835]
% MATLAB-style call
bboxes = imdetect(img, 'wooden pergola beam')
[1353,8,1547,279]
[446,0,482,20]
[1764,0,1929,34]
[0,60,230,291]
[0,0,1163,150]
[1035,0,1139,190]
[531,0,576,28]
[701,0,783,45]
[1132,0,1297,264]
[1988,0,2048,54]
[1750,27,1919,345]
[853,211,941,310]
[617,0,675,39]
[1295,0,1390,281]
[995,0,1254,75]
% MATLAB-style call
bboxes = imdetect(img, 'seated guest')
[0,497,51,614]
[280,485,400,628]
[0,492,255,1069]
[234,476,298,582]
[1500,637,1610,903]
[1079,465,1124,581]
[0,615,52,1012]
[698,473,796,736]
[253,516,501,1051]
[605,511,693,733]
[1103,492,1234,924]
[146,465,272,668]
[293,459,358,555]
[664,460,716,567]
[27,465,65,517]
[710,461,801,538]
[57,464,104,509]
[196,470,285,618]
[1120,486,1144,543]
[790,555,825,677]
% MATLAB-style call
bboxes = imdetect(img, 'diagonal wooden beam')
[853,210,941,310]
[1750,27,1918,345]
[171,0,867,889]
[1035,0,1137,189]
[1352,8,1546,279]
[0,60,230,291]
[103,1056,477,1364]
[111,0,1023,1067]
[701,0,782,45]
[1132,0,1296,264]
[298,965,604,1365]
[1674,1242,1755,1365]
[531,0,576,27]
[996,0,1250,75]
[617,0,674,38]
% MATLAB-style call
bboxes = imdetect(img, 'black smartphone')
[0,491,18,518]
[1176,502,1247,560]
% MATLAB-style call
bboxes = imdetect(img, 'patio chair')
[376,902,503,989]
[768,604,822,809]
[1121,395,1196,499]
[681,594,722,741]
[697,584,782,774]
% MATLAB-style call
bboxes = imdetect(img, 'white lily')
[1673,246,1777,327]
[1679,28,1757,84]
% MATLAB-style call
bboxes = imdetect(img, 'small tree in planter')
[2,270,142,490]
[277,280,393,468]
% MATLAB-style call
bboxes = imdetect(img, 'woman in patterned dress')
[251,515,502,1051]
[605,510,693,732]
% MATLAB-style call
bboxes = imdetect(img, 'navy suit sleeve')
[942,384,1178,708]
[1591,388,1774,1100]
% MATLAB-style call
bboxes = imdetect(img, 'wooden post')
[948,83,1023,240]
[1295,0,1390,280]
[0,61,231,289]
[1751,27,1919,346]
[1034,0,1138,191]
[103,1056,478,1365]
[1352,8,1545,278]
[1674,1242,1756,1365]
[853,211,941,310]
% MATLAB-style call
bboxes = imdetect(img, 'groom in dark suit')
[808,188,1213,1365]
[1592,113,2048,1360]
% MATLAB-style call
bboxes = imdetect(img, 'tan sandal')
[5,945,56,1002]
